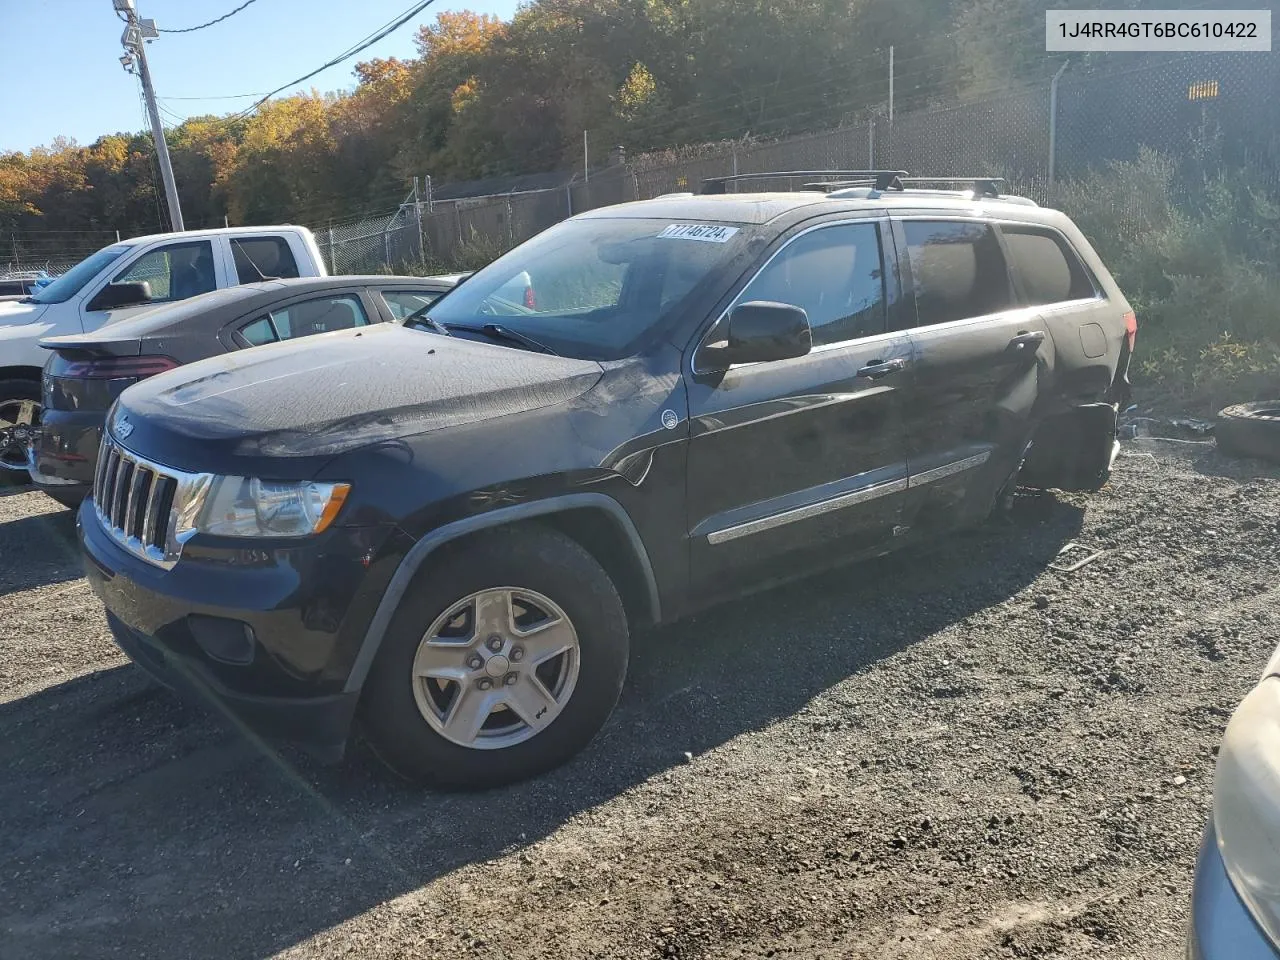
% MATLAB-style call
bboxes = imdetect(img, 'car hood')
[0,300,47,327]
[113,323,604,475]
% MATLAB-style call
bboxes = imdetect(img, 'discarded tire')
[1216,402,1280,464]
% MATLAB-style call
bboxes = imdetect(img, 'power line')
[158,0,261,33]
[159,91,266,101]
[230,0,439,120]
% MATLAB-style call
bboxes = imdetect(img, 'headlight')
[1213,674,1280,945]
[190,477,350,538]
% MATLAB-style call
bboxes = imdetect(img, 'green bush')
[1051,150,1280,411]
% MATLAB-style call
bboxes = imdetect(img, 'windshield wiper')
[402,306,452,337]
[445,322,558,355]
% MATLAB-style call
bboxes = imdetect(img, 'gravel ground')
[1,442,1278,960]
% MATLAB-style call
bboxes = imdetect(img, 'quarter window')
[902,221,1013,327]
[113,240,216,304]
[381,289,447,320]
[239,294,370,346]
[232,237,300,284]
[733,223,886,346]
[1001,227,1096,306]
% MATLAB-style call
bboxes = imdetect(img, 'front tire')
[360,525,629,789]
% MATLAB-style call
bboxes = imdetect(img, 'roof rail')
[700,170,908,194]
[892,177,1008,199]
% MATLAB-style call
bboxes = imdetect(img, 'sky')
[0,0,522,153]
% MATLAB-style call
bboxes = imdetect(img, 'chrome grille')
[94,434,207,570]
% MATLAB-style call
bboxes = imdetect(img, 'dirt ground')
[2,441,1278,960]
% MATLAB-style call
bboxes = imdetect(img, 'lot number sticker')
[657,223,740,243]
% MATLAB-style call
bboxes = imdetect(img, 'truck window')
[113,240,216,304]
[1001,227,1097,306]
[232,237,300,284]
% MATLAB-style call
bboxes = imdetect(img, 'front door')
[80,239,220,331]
[684,220,911,601]
[892,218,1056,534]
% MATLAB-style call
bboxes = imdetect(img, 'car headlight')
[1213,673,1280,945]
[189,477,350,538]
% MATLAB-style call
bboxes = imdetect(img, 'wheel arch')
[343,492,661,694]
[0,365,45,384]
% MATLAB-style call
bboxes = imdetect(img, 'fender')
[343,492,662,693]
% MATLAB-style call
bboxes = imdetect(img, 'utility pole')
[114,0,184,232]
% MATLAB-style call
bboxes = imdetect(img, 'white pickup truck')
[0,225,327,477]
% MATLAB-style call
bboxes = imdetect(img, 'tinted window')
[734,223,886,346]
[381,289,447,321]
[239,294,369,346]
[1002,228,1096,306]
[113,240,216,304]
[232,237,300,283]
[903,221,1013,327]
[29,244,130,304]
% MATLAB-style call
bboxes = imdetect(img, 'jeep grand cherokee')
[78,172,1136,789]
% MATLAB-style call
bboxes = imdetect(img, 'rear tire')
[1216,402,1280,464]
[360,525,629,789]
[0,379,40,486]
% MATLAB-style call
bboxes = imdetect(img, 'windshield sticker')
[657,223,740,243]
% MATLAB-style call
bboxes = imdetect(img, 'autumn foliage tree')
[1,0,1056,247]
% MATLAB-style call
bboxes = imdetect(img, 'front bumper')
[1187,823,1280,960]
[79,499,407,759]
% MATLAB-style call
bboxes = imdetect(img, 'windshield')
[425,217,748,360]
[30,244,131,305]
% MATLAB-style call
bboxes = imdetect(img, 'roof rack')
[701,170,908,194]
[893,176,1007,199]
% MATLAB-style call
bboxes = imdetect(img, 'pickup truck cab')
[0,226,326,477]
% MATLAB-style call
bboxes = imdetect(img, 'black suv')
[79,172,1136,789]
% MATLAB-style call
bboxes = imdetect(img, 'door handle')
[1009,330,1046,350]
[856,357,908,379]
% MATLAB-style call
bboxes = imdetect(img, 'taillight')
[524,285,537,309]
[1123,310,1137,352]
[59,356,179,379]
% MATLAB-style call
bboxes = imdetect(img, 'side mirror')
[87,281,152,312]
[716,301,812,367]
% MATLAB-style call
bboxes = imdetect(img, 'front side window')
[425,217,750,360]
[902,221,1013,327]
[732,223,886,346]
[232,237,300,284]
[1002,227,1097,306]
[381,289,447,321]
[29,245,130,304]
[239,294,369,346]
[112,240,216,304]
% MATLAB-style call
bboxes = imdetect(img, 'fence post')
[1048,60,1070,188]
[506,196,514,247]
[413,176,425,264]
[868,116,874,167]
[384,223,391,267]
[565,184,573,217]
[327,221,335,273]
[732,146,739,177]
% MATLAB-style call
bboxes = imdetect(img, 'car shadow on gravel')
[0,507,81,596]
[0,494,1083,960]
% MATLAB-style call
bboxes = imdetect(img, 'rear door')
[892,217,1056,535]
[684,218,912,601]
[220,289,379,350]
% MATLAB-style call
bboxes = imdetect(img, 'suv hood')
[0,300,48,327]
[113,323,604,475]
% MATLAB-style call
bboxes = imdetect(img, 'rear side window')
[381,289,446,320]
[902,221,1013,327]
[232,237,300,284]
[239,294,369,346]
[734,222,886,346]
[1001,227,1097,306]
